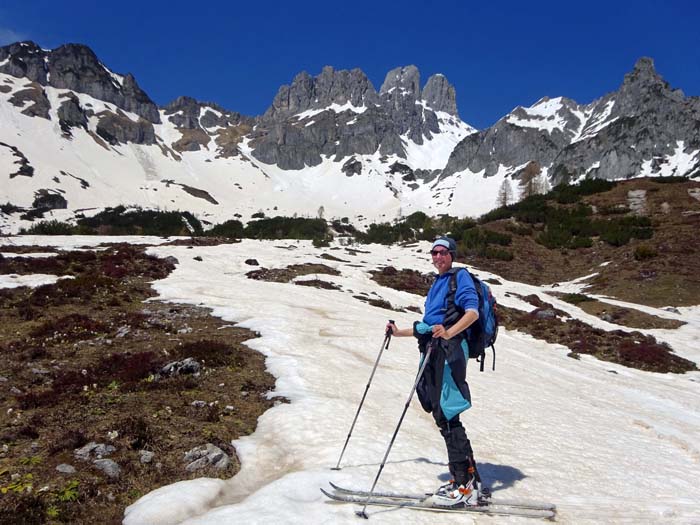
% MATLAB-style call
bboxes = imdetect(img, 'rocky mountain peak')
[614,55,684,115]
[0,41,160,123]
[312,66,378,108]
[163,96,200,113]
[621,57,664,88]
[379,65,420,100]
[0,41,49,84]
[263,67,379,122]
[422,73,458,117]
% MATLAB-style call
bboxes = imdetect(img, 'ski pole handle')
[384,320,395,350]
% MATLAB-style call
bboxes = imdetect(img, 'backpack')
[445,268,499,371]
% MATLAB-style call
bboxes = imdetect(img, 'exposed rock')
[93,458,120,478]
[0,41,160,122]
[49,44,160,123]
[74,441,115,461]
[183,443,230,472]
[95,112,156,145]
[443,57,700,184]
[74,442,98,461]
[139,450,155,464]
[627,189,647,215]
[1,141,34,178]
[171,128,210,152]
[57,93,88,133]
[342,158,362,176]
[533,308,559,320]
[32,189,68,210]
[160,357,201,377]
[8,82,50,119]
[422,74,459,116]
[0,42,49,83]
[163,96,203,129]
[251,64,459,169]
[56,463,76,474]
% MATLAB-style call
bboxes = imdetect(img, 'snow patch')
[295,102,367,120]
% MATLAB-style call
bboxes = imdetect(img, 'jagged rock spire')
[422,73,458,117]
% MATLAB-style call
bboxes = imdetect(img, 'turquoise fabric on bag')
[440,339,471,419]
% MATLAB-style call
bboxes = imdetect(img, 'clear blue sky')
[1,1,698,129]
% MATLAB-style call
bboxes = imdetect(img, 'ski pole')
[356,340,435,519]
[332,320,394,471]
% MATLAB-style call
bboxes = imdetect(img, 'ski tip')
[355,510,369,519]
[321,488,346,502]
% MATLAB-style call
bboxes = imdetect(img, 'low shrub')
[20,220,76,235]
[119,416,155,450]
[504,223,532,236]
[205,219,244,238]
[0,202,23,214]
[77,206,203,236]
[482,246,514,260]
[177,340,238,367]
[560,293,593,305]
[634,244,658,261]
[97,351,162,384]
[29,313,108,342]
[244,216,328,240]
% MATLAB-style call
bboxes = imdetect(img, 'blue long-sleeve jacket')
[423,269,479,326]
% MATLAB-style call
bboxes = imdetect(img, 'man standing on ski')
[387,236,482,506]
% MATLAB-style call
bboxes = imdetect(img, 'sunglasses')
[430,249,450,257]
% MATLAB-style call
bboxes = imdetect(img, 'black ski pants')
[416,337,478,486]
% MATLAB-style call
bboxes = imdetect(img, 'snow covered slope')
[2,43,700,235]
[5,236,696,524]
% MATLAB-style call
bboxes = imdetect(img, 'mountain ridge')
[1,41,699,234]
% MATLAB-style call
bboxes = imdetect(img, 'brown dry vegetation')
[471,178,700,308]
[369,268,696,374]
[1,177,697,521]
[246,263,340,283]
[549,292,685,330]
[0,244,276,524]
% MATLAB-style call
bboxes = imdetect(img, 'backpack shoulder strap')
[445,267,468,317]
[446,267,466,302]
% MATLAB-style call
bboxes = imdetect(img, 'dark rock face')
[0,41,160,123]
[442,57,700,183]
[250,65,460,170]
[33,189,68,210]
[8,83,50,119]
[163,96,203,129]
[95,113,156,145]
[422,74,459,117]
[0,41,48,83]
[1,142,34,178]
[57,93,88,133]
[162,96,253,153]
[549,58,700,184]
[261,66,379,123]
[342,158,362,176]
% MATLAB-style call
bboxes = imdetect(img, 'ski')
[321,488,557,520]
[329,482,556,511]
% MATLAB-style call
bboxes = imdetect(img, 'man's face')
[431,247,452,274]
